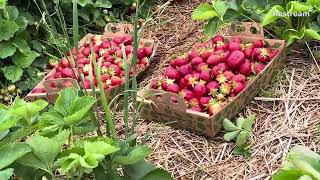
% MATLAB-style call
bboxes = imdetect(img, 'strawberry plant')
[223,115,255,157]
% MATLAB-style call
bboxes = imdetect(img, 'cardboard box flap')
[229,22,264,39]
[104,23,133,36]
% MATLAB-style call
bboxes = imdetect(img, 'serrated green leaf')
[0,143,31,169]
[54,88,78,116]
[223,130,240,141]
[12,38,31,54]
[0,109,18,132]
[0,128,31,148]
[15,16,28,32]
[0,20,19,41]
[242,115,255,131]
[114,146,151,165]
[56,153,81,173]
[12,51,39,68]
[77,0,93,7]
[142,168,173,180]
[204,17,222,37]
[192,3,218,20]
[84,141,119,158]
[0,168,14,180]
[261,5,285,26]
[236,116,245,128]
[0,0,7,9]
[212,0,229,18]
[2,66,23,83]
[307,0,320,8]
[64,96,96,125]
[287,1,311,13]
[10,99,48,121]
[236,130,249,147]
[273,169,312,180]
[0,41,16,59]
[0,130,9,141]
[95,0,112,8]
[7,6,18,21]
[223,118,239,131]
[305,28,320,40]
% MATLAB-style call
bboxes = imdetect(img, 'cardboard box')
[137,22,286,137]
[27,23,157,103]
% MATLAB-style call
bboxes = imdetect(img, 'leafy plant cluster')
[192,0,320,46]
[223,115,255,157]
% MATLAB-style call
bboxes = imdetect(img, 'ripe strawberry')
[178,78,187,88]
[216,93,226,101]
[109,64,121,76]
[253,39,264,48]
[179,89,194,101]
[243,48,253,59]
[255,48,271,63]
[216,73,227,84]
[188,97,199,107]
[232,74,246,83]
[226,50,245,69]
[212,35,224,44]
[184,74,198,88]
[199,96,211,108]
[252,63,266,74]
[84,79,91,89]
[206,81,219,96]
[83,47,90,57]
[228,41,241,51]
[62,68,73,78]
[232,81,246,95]
[144,47,153,57]
[196,62,209,73]
[191,56,204,65]
[123,35,133,45]
[178,64,192,76]
[212,63,228,77]
[165,66,180,80]
[101,40,110,49]
[219,82,232,96]
[125,45,133,55]
[189,49,200,59]
[208,100,223,115]
[32,88,45,93]
[112,36,125,45]
[101,74,110,82]
[167,83,180,93]
[216,50,230,63]
[161,79,175,90]
[193,83,206,97]
[224,71,234,80]
[54,72,62,78]
[239,59,252,76]
[110,76,121,86]
[215,41,228,51]
[137,48,146,59]
[60,58,70,68]
[49,59,58,68]
[77,58,87,65]
[207,54,220,66]
[200,49,212,59]
[140,57,149,65]
[189,106,203,112]
[200,70,211,82]
[269,49,279,59]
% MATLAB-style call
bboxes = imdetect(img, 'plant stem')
[122,45,129,138]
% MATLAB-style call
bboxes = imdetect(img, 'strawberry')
[60,58,70,68]
[216,93,226,101]
[178,64,192,76]
[196,62,209,73]
[232,81,246,95]
[199,96,211,108]
[212,35,224,44]
[255,48,271,63]
[224,71,234,80]
[184,74,198,88]
[112,36,125,45]
[144,47,153,57]
[167,83,180,93]
[193,83,206,98]
[253,39,264,48]
[137,48,146,59]
[170,57,188,67]
[269,49,279,59]
[178,78,187,88]
[212,63,228,77]
[208,100,223,115]
[207,54,220,66]
[32,88,45,93]
[216,50,230,63]
[101,40,110,49]
[123,35,133,45]
[62,68,73,78]
[125,45,133,55]
[228,41,241,51]
[216,73,227,84]
[109,64,121,76]
[189,49,200,59]
[243,48,253,59]
[239,59,252,76]
[200,49,212,59]
[191,56,204,65]
[110,76,121,86]
[54,72,62,78]
[189,106,203,112]
[189,98,199,107]
[232,74,246,83]
[179,89,194,101]
[200,70,211,82]
[219,82,232,96]
[84,79,91,89]
[49,59,58,68]
[165,66,180,80]
[215,41,228,51]
[252,63,266,74]
[206,81,219,96]
[161,78,175,90]
[226,50,245,69]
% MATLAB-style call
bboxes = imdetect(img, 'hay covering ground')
[132,0,320,179]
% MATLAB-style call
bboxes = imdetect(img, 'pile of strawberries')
[150,35,279,115]
[32,35,153,93]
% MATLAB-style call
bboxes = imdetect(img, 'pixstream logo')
[272,10,310,17]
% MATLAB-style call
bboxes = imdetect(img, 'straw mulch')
[134,0,320,179]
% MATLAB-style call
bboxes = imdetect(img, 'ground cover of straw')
[130,0,320,179]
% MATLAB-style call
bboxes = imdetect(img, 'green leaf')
[24,130,70,171]
[236,116,245,129]
[12,38,31,54]
[16,16,28,32]
[0,0,7,9]
[64,96,96,125]
[305,29,320,40]
[12,51,40,68]
[0,20,19,41]
[10,99,48,120]
[7,6,19,21]
[261,5,285,26]
[2,66,23,83]
[273,169,313,180]
[212,0,229,18]
[242,115,255,131]
[77,0,93,7]
[0,168,14,180]
[0,41,16,59]
[307,0,320,8]
[236,130,249,147]
[0,143,31,169]
[0,130,9,141]
[309,22,320,32]
[0,109,18,132]
[284,29,306,46]
[114,146,151,165]
[142,169,173,180]
[204,17,222,37]
[54,88,78,116]
[223,130,240,141]
[287,1,311,13]
[95,0,112,8]
[192,3,218,20]
[223,118,238,131]
[84,141,119,158]
[124,160,158,180]
[0,128,31,148]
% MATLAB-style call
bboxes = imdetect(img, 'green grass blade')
[121,44,129,138]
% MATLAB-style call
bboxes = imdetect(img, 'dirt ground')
[134,0,320,179]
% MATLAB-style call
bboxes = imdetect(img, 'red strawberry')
[109,64,120,76]
[171,57,188,68]
[189,49,200,59]
[101,74,110,82]
[255,48,271,63]
[208,100,223,115]
[189,106,203,112]
[226,50,245,69]
[219,82,232,96]
[212,35,224,44]
[191,56,204,65]
[178,78,187,88]
[62,68,73,78]
[200,49,212,59]
[216,93,226,101]
[57,66,63,73]
[215,41,228,51]
[212,63,228,77]
[232,74,246,83]
[161,79,175,90]
[269,49,279,59]
[207,54,220,66]
[144,47,153,57]
[252,63,266,74]
[110,76,121,86]
[193,83,206,97]
[253,39,264,48]
[125,45,133,55]
[83,47,90,57]
[189,98,199,107]
[179,89,194,101]
[206,81,219,96]
[60,58,70,68]
[217,51,230,63]
[101,40,110,49]
[137,48,146,59]
[112,36,125,45]
[184,74,198,88]
[216,73,227,84]
[165,66,180,80]
[77,58,87,65]
[196,62,209,72]
[123,35,133,45]
[167,83,180,93]
[232,81,246,95]
[228,41,241,51]
[243,48,253,59]
[84,79,91,89]
[200,70,211,82]
[178,64,192,76]
[239,59,252,76]
[199,96,211,108]
[224,71,234,81]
